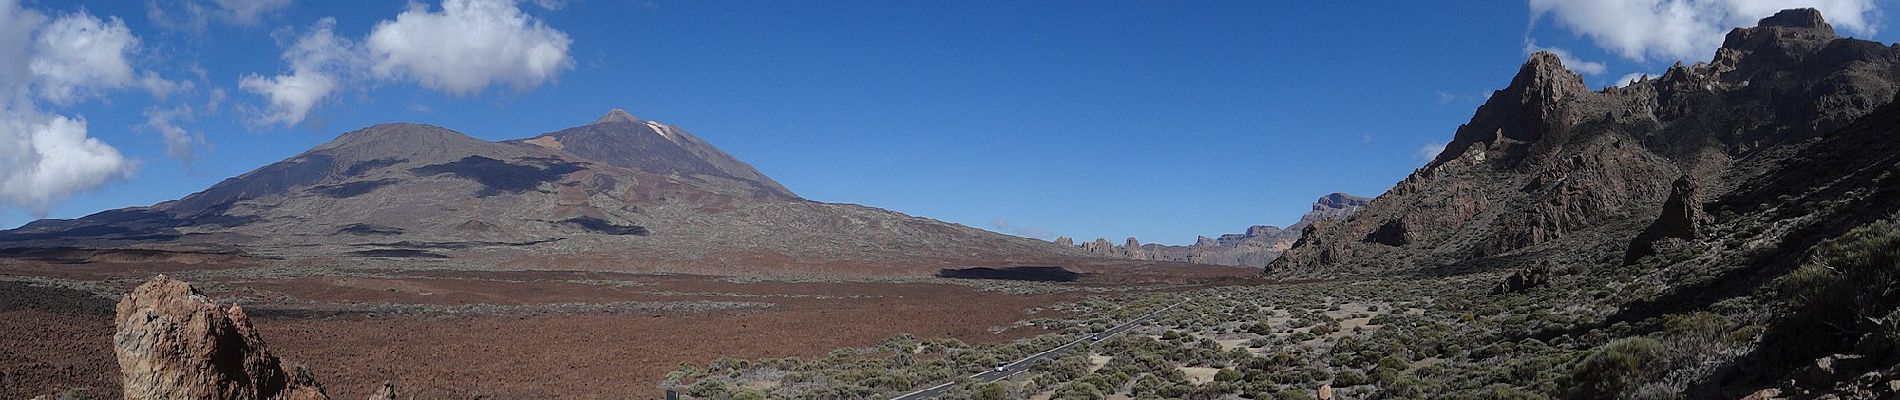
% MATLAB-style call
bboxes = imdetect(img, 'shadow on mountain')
[411,156,584,196]
[561,217,649,236]
[937,266,1080,282]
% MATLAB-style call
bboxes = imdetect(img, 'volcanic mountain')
[0,110,1088,274]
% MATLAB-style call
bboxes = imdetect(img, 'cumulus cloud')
[0,0,138,213]
[236,0,575,126]
[366,0,573,95]
[1415,142,1446,163]
[1523,39,1607,75]
[1529,0,1882,63]
[29,11,140,105]
[239,18,355,127]
[0,112,135,214]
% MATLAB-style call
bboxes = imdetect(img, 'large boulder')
[114,275,329,400]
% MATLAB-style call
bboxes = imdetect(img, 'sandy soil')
[1181,366,1222,384]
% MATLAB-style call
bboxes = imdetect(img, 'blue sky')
[1,0,1893,244]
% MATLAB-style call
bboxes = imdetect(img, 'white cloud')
[1529,0,1882,63]
[1523,39,1607,75]
[238,71,335,126]
[206,86,226,113]
[0,0,39,89]
[366,0,573,95]
[236,0,575,126]
[0,110,136,214]
[29,11,140,105]
[1415,142,1446,163]
[239,18,356,127]
[145,0,209,33]
[141,105,203,164]
[0,0,137,214]
[146,0,293,32]
[213,0,292,26]
[139,71,192,100]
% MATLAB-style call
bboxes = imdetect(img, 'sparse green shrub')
[1482,384,1551,400]
[1333,369,1369,386]
[688,378,732,399]
[55,389,96,400]
[1215,368,1243,382]
[1567,337,1665,400]
[1055,382,1106,400]
[1766,218,1900,365]
[972,382,1009,400]
[730,388,767,400]
[1882,308,1900,353]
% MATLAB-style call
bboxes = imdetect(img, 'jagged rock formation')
[0,110,1088,273]
[114,275,329,400]
[1490,262,1552,294]
[1623,176,1709,263]
[1066,193,1370,267]
[1271,9,1900,275]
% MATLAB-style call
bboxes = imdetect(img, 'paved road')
[889,300,1187,400]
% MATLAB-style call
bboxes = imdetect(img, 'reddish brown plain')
[0,255,1256,399]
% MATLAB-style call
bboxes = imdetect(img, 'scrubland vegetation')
[669,217,1900,399]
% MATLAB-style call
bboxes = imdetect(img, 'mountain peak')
[1759,8,1831,31]
[1720,8,1839,56]
[593,108,640,125]
[1313,192,1372,211]
[313,123,482,153]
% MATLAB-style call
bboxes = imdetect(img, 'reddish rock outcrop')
[114,275,329,400]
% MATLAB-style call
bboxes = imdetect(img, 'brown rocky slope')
[1270,8,1900,275]
[1263,7,1900,396]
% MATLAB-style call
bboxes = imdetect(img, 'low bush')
[1567,337,1665,400]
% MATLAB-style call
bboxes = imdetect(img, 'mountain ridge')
[1271,8,1900,275]
[1061,192,1370,267]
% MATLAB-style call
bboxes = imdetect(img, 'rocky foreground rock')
[114,275,331,400]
